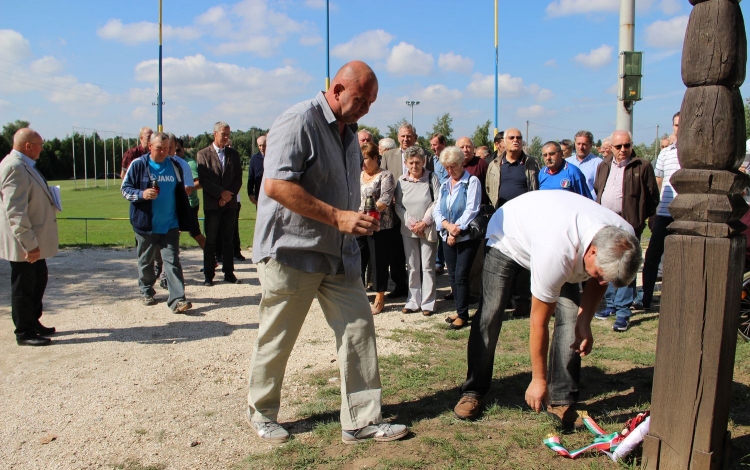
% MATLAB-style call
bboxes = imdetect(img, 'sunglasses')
[507,136,522,141]
[613,142,632,150]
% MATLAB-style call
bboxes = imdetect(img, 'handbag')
[466,204,495,240]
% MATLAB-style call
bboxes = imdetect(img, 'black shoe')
[443,292,454,301]
[435,266,445,275]
[386,289,407,299]
[234,254,246,261]
[34,324,56,336]
[224,275,241,284]
[17,334,51,346]
[216,256,223,264]
[203,279,214,287]
[159,278,168,290]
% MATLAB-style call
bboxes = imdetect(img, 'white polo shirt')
[486,190,634,303]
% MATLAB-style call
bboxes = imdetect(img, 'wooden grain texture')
[670,169,750,195]
[645,235,744,470]
[668,193,747,224]
[667,220,745,238]
[679,86,745,170]
[682,0,746,87]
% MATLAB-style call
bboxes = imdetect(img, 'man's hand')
[219,190,233,207]
[249,195,258,205]
[572,317,594,357]
[333,210,380,235]
[143,188,159,200]
[525,378,549,412]
[24,247,41,263]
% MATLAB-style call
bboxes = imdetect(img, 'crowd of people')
[0,60,685,444]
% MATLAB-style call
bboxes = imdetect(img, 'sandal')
[402,307,419,314]
[372,293,385,315]
[422,311,432,316]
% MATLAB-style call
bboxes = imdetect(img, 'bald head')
[324,61,378,125]
[456,137,475,164]
[13,128,44,160]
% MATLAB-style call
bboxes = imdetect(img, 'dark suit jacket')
[196,145,243,212]
[381,148,434,175]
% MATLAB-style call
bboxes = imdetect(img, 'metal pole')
[112,134,116,186]
[494,0,499,137]
[616,0,635,132]
[103,131,108,189]
[72,128,76,190]
[526,120,529,142]
[157,0,164,132]
[325,0,330,91]
[93,130,97,187]
[83,132,88,189]
[655,124,659,159]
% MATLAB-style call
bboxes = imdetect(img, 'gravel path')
[0,248,453,469]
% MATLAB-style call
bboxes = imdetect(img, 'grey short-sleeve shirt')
[252,92,363,281]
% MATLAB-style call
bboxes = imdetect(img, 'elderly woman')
[395,145,440,316]
[432,146,482,329]
[357,142,396,315]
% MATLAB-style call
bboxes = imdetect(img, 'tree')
[2,119,30,144]
[745,97,750,139]
[429,113,454,144]
[357,124,384,143]
[471,120,492,148]
[527,136,543,159]
[387,118,409,141]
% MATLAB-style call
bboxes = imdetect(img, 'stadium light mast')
[406,101,420,125]
[157,0,164,132]
[325,0,330,91]
[494,0,499,138]
[615,0,635,133]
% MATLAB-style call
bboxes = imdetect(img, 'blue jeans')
[460,247,581,405]
[604,280,635,320]
[436,236,445,269]
[135,228,186,309]
[443,238,480,320]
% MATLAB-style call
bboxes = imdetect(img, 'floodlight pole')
[406,100,420,125]
[157,0,163,132]
[616,0,635,133]
[325,0,330,91]
[494,0,499,137]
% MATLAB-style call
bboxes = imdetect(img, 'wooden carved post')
[643,1,748,469]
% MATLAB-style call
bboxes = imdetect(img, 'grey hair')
[439,146,464,168]
[542,141,562,152]
[574,130,594,144]
[602,136,611,145]
[399,123,417,135]
[213,121,229,132]
[403,145,425,162]
[591,226,643,287]
[139,126,153,136]
[378,137,397,151]
[150,132,168,144]
[166,132,176,142]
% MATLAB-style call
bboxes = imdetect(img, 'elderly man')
[453,190,641,430]
[475,146,490,160]
[382,123,434,175]
[248,61,408,445]
[566,131,602,198]
[635,112,681,310]
[121,127,153,179]
[0,129,59,346]
[247,135,267,206]
[197,122,243,285]
[487,131,505,164]
[593,130,659,331]
[538,141,593,199]
[457,137,489,204]
[358,129,374,146]
[598,137,613,159]
[378,137,396,156]
[560,139,574,159]
[121,132,193,313]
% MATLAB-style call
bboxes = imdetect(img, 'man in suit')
[0,128,59,346]
[197,122,243,285]
[247,134,267,206]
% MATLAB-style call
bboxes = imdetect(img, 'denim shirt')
[252,92,362,281]
[433,170,481,243]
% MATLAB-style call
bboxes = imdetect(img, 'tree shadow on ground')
[48,320,258,345]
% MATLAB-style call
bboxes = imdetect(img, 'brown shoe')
[546,404,584,431]
[454,395,482,420]
[449,317,468,330]
[445,313,458,323]
[402,307,419,314]
[422,310,432,316]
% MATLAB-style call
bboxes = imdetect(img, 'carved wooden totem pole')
[643,0,748,468]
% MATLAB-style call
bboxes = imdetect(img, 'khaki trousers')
[247,259,383,430]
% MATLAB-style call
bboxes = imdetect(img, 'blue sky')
[1,0,747,145]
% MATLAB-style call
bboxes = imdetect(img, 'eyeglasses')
[507,136,522,141]
[613,142,632,150]
[28,141,43,147]
[541,152,559,157]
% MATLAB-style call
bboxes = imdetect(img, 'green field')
[53,174,257,248]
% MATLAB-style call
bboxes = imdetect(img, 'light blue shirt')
[432,170,481,243]
[433,156,449,185]
[147,158,179,234]
[172,156,194,188]
[566,153,602,198]
[214,145,226,169]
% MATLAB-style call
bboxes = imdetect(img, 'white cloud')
[517,105,552,119]
[467,73,550,101]
[97,19,202,45]
[659,0,682,15]
[30,56,64,75]
[438,52,474,73]
[0,29,31,62]
[544,59,557,68]
[606,82,618,94]
[417,84,463,102]
[195,6,226,25]
[645,16,688,50]
[545,0,618,17]
[332,30,393,60]
[573,44,613,69]
[299,35,323,46]
[304,0,327,9]
[386,42,434,76]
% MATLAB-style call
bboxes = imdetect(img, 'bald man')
[0,128,60,346]
[248,61,408,445]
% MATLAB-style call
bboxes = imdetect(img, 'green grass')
[239,316,750,470]
[51,173,257,248]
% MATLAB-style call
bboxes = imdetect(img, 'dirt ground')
[0,248,451,470]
